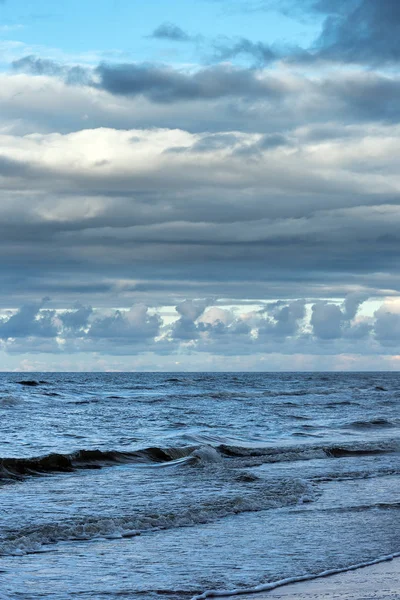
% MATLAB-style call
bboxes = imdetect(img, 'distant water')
[0,372,399,599]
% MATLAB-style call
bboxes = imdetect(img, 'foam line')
[191,552,400,599]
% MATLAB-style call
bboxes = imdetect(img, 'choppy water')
[0,372,399,599]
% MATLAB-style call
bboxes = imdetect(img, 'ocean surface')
[0,372,399,599]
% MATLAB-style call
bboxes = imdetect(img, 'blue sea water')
[0,372,399,599]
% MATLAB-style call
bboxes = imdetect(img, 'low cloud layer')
[1,297,400,365]
[10,57,400,128]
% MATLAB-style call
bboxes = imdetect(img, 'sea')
[0,372,399,599]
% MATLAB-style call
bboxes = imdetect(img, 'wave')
[70,398,100,405]
[2,437,398,483]
[294,501,400,514]
[0,478,314,556]
[325,400,359,407]
[219,439,399,462]
[191,552,400,599]
[291,432,324,438]
[262,388,338,398]
[16,380,49,387]
[0,445,225,482]
[312,466,400,482]
[324,446,394,458]
[287,414,311,421]
[0,396,21,407]
[344,418,397,430]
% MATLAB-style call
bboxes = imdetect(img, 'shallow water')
[0,372,399,599]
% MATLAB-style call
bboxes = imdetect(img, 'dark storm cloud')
[149,22,192,42]
[94,62,284,102]
[314,0,400,64]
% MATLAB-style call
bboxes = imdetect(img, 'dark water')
[0,372,399,599]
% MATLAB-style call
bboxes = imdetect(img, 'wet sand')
[237,558,400,600]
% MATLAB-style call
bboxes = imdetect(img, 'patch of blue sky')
[0,0,322,66]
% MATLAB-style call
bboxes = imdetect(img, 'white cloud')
[0,51,398,369]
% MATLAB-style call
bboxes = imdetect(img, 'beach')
[237,557,400,600]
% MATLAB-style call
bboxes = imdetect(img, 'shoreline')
[193,554,400,599]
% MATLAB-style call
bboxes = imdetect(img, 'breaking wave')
[1,438,398,483]
[0,478,314,555]
[0,447,192,481]
[0,444,230,482]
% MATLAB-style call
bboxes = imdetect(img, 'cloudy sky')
[0,0,400,371]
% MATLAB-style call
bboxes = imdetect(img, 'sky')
[1,0,400,371]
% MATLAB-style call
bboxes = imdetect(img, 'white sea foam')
[191,552,400,599]
[0,478,314,556]
[190,446,224,464]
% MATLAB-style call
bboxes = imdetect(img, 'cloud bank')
[1,0,400,369]
[1,297,400,366]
